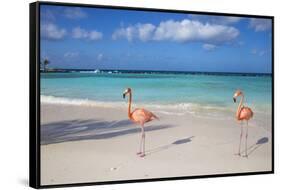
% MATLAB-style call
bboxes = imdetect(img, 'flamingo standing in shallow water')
[233,90,254,158]
[123,88,159,157]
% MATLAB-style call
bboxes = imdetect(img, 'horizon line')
[41,68,272,75]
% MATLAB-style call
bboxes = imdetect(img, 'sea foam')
[41,95,235,118]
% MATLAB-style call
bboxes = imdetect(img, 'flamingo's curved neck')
[128,92,132,119]
[236,94,244,119]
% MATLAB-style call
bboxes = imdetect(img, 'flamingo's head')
[123,88,132,99]
[233,89,243,103]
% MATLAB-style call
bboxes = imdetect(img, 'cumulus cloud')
[41,23,67,40]
[249,18,271,31]
[203,44,217,51]
[112,23,155,41]
[153,20,239,43]
[64,7,87,19]
[138,24,156,41]
[112,26,134,41]
[72,27,103,41]
[112,19,239,44]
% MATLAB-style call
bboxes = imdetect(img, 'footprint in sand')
[110,166,121,171]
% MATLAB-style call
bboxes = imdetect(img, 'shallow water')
[41,71,272,120]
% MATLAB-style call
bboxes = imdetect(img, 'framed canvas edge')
[29,1,275,189]
[30,1,41,189]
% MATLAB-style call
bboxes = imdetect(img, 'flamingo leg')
[244,121,249,158]
[140,126,146,157]
[236,121,243,156]
[142,130,145,157]
[137,132,143,155]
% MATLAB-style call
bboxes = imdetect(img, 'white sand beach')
[40,103,272,185]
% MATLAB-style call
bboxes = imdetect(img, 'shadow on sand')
[41,119,173,145]
[241,137,269,156]
[145,136,195,156]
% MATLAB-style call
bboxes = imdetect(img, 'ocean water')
[40,71,272,118]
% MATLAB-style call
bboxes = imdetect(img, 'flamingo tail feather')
[152,113,159,120]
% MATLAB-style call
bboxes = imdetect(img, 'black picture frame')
[29,1,274,189]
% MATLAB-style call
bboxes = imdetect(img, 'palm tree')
[42,59,50,71]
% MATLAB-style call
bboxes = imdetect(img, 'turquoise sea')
[40,70,272,118]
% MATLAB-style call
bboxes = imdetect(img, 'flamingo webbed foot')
[136,152,142,155]
[243,154,248,158]
[139,153,146,158]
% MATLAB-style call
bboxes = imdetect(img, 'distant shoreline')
[40,69,272,77]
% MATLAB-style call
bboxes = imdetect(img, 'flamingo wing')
[131,108,158,124]
[239,106,254,120]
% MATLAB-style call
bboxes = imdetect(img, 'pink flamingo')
[123,88,159,157]
[233,90,254,158]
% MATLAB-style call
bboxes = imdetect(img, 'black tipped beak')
[123,93,125,99]
[233,98,236,103]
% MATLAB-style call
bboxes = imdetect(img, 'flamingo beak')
[233,97,236,103]
[123,93,126,99]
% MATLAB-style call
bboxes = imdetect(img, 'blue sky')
[40,5,272,73]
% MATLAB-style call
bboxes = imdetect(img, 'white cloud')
[251,49,258,54]
[191,15,242,25]
[203,44,217,51]
[88,31,103,40]
[97,53,104,61]
[41,9,56,21]
[138,24,156,41]
[112,19,239,44]
[112,26,135,41]
[72,27,103,41]
[64,52,79,58]
[64,8,87,19]
[219,17,242,24]
[112,23,155,42]
[249,18,271,31]
[41,23,67,40]
[251,48,267,56]
[154,19,239,43]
